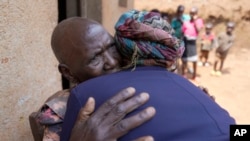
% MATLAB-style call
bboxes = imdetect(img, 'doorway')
[57,0,102,89]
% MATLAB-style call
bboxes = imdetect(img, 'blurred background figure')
[211,22,235,76]
[181,7,204,81]
[171,5,190,74]
[171,5,190,40]
[161,11,169,22]
[151,8,169,22]
[150,8,161,14]
[198,23,216,67]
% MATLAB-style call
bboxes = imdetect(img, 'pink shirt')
[201,32,215,41]
[182,18,204,38]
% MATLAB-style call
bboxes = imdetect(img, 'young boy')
[211,22,235,76]
[198,23,215,67]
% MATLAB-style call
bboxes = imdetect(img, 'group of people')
[154,5,235,80]
[29,8,236,141]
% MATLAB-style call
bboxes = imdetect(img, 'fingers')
[133,136,154,141]
[103,92,150,125]
[76,97,95,123]
[112,107,156,137]
[91,87,136,119]
[69,97,95,141]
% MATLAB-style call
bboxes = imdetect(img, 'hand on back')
[69,87,156,141]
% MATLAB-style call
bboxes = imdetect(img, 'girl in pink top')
[181,7,204,80]
[182,18,203,38]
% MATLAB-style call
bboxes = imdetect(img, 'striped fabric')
[114,10,185,70]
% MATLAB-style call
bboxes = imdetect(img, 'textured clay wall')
[102,0,134,35]
[134,0,250,54]
[0,0,61,140]
[134,0,250,22]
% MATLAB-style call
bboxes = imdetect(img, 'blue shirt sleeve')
[60,88,82,141]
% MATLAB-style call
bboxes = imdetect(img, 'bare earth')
[188,48,250,124]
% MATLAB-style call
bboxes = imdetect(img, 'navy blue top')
[61,66,235,141]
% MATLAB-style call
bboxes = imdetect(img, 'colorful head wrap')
[114,10,185,71]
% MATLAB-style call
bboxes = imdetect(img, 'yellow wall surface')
[0,0,61,140]
[102,0,135,35]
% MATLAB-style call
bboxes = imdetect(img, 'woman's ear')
[58,64,78,84]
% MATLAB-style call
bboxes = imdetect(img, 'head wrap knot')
[114,10,185,70]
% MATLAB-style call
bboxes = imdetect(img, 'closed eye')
[89,48,103,66]
[89,54,102,66]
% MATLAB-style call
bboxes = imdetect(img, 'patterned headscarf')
[114,10,185,71]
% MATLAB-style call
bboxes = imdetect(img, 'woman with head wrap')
[114,10,184,70]
[62,10,234,141]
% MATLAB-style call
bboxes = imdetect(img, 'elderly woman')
[114,10,184,71]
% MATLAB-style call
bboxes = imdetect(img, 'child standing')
[198,23,215,67]
[211,22,235,76]
[171,5,190,40]
[181,7,204,80]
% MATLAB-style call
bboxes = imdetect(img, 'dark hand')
[198,86,215,101]
[69,87,156,141]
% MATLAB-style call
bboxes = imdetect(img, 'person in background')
[150,8,160,14]
[198,23,216,67]
[161,11,169,23]
[211,22,235,76]
[171,5,190,73]
[181,7,204,80]
[61,10,235,141]
[171,5,190,40]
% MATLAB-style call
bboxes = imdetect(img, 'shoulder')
[211,32,215,37]
[195,18,204,26]
[182,21,189,27]
[171,17,177,22]
[45,89,70,102]
[45,89,70,118]
[37,89,70,124]
[231,34,236,40]
[217,32,225,38]
[182,14,190,21]
[208,33,215,40]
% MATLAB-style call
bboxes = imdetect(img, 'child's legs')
[181,60,188,75]
[213,54,220,71]
[204,51,209,63]
[199,50,205,62]
[219,57,226,71]
[192,61,197,79]
[199,51,204,61]
[174,58,181,74]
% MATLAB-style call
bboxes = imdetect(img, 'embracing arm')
[69,87,156,141]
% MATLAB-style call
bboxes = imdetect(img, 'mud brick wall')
[0,0,61,140]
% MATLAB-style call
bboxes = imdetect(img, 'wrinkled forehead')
[63,21,112,47]
[66,21,100,41]
[86,24,112,43]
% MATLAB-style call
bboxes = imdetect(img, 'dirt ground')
[186,43,250,124]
